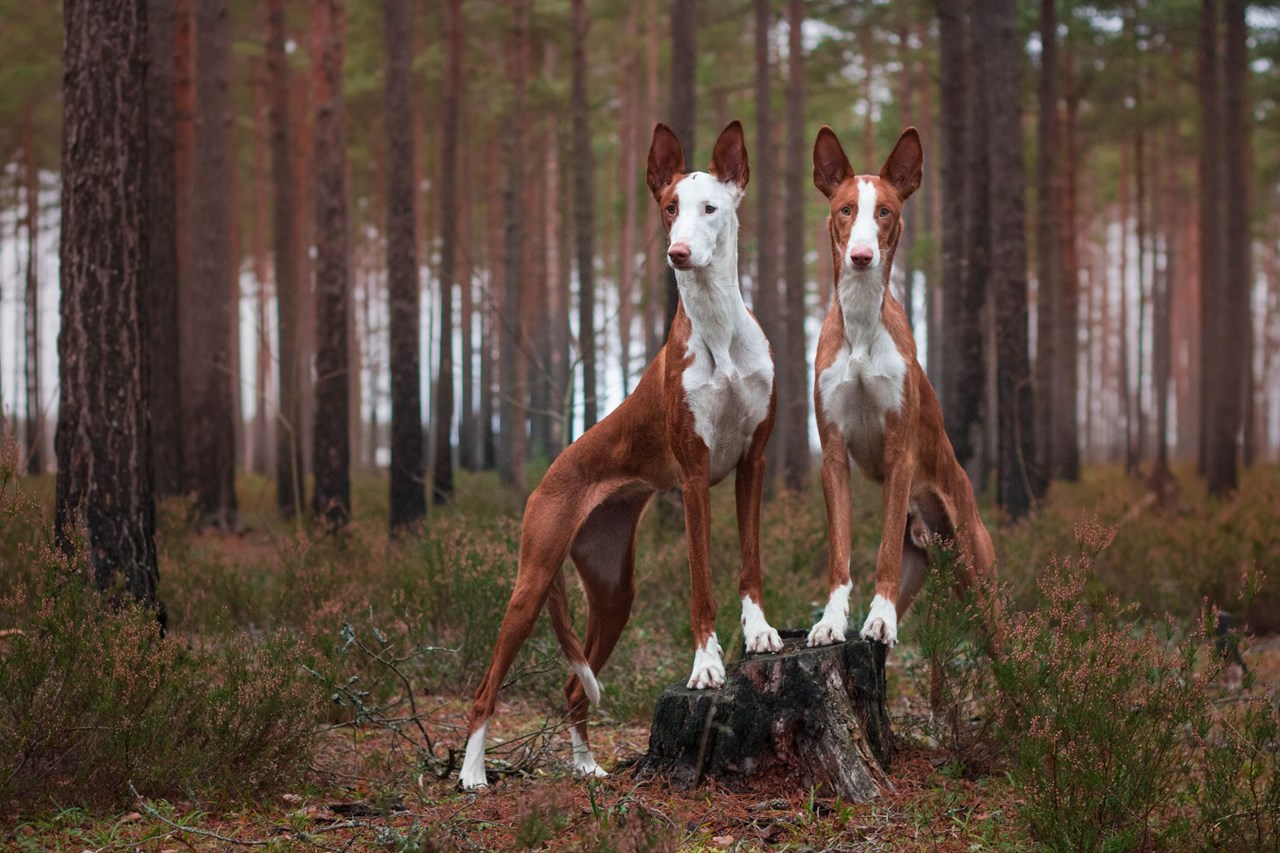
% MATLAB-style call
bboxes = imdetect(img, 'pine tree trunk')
[267,0,303,520]
[187,0,237,528]
[781,0,809,492]
[894,16,916,332]
[251,61,272,478]
[1208,0,1250,495]
[293,72,317,482]
[1150,127,1175,497]
[572,0,598,431]
[936,1,980,477]
[1132,77,1148,477]
[384,0,426,524]
[617,5,639,398]
[977,0,1035,518]
[22,109,43,476]
[459,104,478,471]
[499,0,529,497]
[1033,0,1057,488]
[526,137,551,460]
[310,0,351,527]
[644,0,663,362]
[666,0,696,339]
[56,0,159,607]
[754,0,781,495]
[1198,0,1224,480]
[174,0,195,488]
[481,138,499,472]
[542,52,568,459]
[1055,48,1081,481]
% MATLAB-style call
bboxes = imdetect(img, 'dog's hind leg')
[561,490,651,778]
[461,489,596,790]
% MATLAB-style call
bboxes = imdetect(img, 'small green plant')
[908,537,1001,776]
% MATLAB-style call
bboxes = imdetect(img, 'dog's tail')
[546,569,601,706]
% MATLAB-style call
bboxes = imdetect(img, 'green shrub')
[990,521,1207,850]
[0,444,322,810]
[908,515,1280,852]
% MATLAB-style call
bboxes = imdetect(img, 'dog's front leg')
[682,460,724,689]
[735,430,782,654]
[810,423,854,646]
[862,449,915,646]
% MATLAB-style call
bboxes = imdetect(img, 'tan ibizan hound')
[460,120,783,790]
[805,126,996,650]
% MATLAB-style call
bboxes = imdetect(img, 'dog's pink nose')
[668,243,692,268]
[849,247,874,268]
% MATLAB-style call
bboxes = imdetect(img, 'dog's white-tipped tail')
[572,660,602,706]
[546,570,601,706]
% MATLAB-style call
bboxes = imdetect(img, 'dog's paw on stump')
[636,630,893,802]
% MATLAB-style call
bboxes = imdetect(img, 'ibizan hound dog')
[805,126,996,651]
[460,120,783,790]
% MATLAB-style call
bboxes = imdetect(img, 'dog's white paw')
[574,761,609,779]
[459,723,489,790]
[808,581,852,646]
[687,635,725,689]
[571,729,609,779]
[807,618,847,647]
[860,593,899,646]
[741,596,784,654]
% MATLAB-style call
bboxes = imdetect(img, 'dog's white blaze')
[459,722,489,790]
[845,179,882,269]
[572,660,602,706]
[807,580,852,647]
[741,595,783,654]
[571,728,608,778]
[861,593,899,646]
[687,632,726,689]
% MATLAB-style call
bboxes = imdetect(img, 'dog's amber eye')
[840,206,852,217]
[878,206,890,218]
[704,204,716,214]
[665,203,677,215]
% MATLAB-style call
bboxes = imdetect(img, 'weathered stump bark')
[637,631,892,802]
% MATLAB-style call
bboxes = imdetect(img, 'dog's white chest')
[818,320,906,477]
[681,313,774,483]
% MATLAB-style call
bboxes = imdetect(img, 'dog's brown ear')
[647,123,686,201]
[880,127,923,201]
[709,120,749,190]
[812,126,854,199]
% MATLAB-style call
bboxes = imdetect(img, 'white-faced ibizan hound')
[460,120,783,791]
[805,126,997,651]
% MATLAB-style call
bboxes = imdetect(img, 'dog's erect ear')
[880,127,923,201]
[709,120,749,190]
[812,126,854,199]
[647,123,686,201]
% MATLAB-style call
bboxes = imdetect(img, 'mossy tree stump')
[637,631,893,802]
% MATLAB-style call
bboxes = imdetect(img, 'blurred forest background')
[3,0,1278,536]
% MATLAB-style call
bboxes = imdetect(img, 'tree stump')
[636,631,893,802]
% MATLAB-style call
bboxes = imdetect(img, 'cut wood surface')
[638,631,893,802]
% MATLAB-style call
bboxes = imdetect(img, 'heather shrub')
[905,513,1280,851]
[0,447,323,810]
[990,521,1207,850]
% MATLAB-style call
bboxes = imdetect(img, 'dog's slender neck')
[675,212,748,352]
[835,242,895,353]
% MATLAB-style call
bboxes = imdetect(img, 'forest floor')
[4,463,1280,851]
